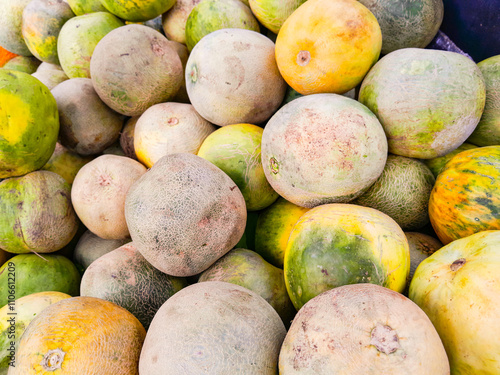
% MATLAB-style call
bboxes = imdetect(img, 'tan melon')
[31,66,68,89]
[71,155,147,240]
[161,0,203,44]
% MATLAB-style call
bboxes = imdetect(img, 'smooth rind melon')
[99,0,176,22]
[40,143,94,185]
[161,0,203,44]
[0,0,32,56]
[73,230,129,270]
[1,56,41,74]
[423,142,477,177]
[249,0,307,34]
[404,232,442,287]
[67,0,107,15]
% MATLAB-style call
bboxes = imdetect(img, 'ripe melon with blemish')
[134,102,216,168]
[161,0,203,44]
[275,0,382,95]
[73,230,129,270]
[279,284,449,374]
[81,242,187,329]
[57,12,124,78]
[261,93,387,208]
[359,48,486,159]
[284,204,410,310]
[186,28,286,126]
[11,296,146,374]
[100,0,176,22]
[139,281,286,374]
[125,153,247,277]
[0,0,32,56]
[90,24,183,116]
[71,155,147,240]
[21,0,75,65]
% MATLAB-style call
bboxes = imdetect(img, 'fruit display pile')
[0,0,499,373]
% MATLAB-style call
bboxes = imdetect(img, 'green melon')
[405,232,442,289]
[21,0,75,65]
[41,143,94,185]
[467,55,500,146]
[0,254,81,305]
[67,0,107,15]
[254,197,309,268]
[198,248,296,325]
[0,0,32,56]
[198,123,279,211]
[234,211,259,250]
[1,56,41,74]
[57,12,124,78]
[284,203,410,310]
[0,171,78,254]
[353,154,436,231]
[249,0,307,34]
[185,0,260,51]
[0,291,71,373]
[359,48,486,159]
[358,0,443,54]
[423,142,478,177]
[0,70,59,178]
[81,242,187,329]
[100,0,176,22]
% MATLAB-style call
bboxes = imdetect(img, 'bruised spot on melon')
[370,323,402,355]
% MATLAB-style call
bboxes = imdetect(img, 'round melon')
[35,61,64,72]
[51,78,124,155]
[21,0,75,65]
[279,284,449,374]
[405,232,442,286]
[81,242,187,329]
[100,0,176,22]
[11,296,145,374]
[73,230,129,270]
[0,70,59,178]
[275,0,382,95]
[161,0,203,44]
[167,40,190,103]
[198,248,296,325]
[120,116,139,160]
[284,204,410,310]
[72,155,147,240]
[428,146,500,244]
[40,143,94,185]
[125,153,247,277]
[353,155,436,231]
[185,0,260,51]
[67,0,107,15]
[2,56,41,73]
[0,0,32,56]
[90,24,183,116]
[359,48,486,159]
[0,46,17,67]
[423,142,478,177]
[0,254,81,303]
[249,0,306,34]
[0,291,71,373]
[185,28,286,126]
[198,123,279,211]
[358,0,443,54]
[0,171,78,254]
[57,12,124,78]
[139,281,286,374]
[254,197,309,268]
[134,102,216,168]
[409,230,500,374]
[261,94,387,208]
[31,66,69,89]
[467,55,500,146]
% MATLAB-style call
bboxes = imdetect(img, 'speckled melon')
[467,55,500,146]
[186,28,286,126]
[353,155,435,231]
[73,230,129,270]
[0,171,78,254]
[0,291,71,373]
[161,0,203,44]
[124,153,247,277]
[0,254,81,303]
[254,197,309,268]
[139,281,286,374]
[81,242,187,329]
[284,204,410,310]
[134,102,216,168]
[405,232,442,287]
[11,296,145,374]
[0,0,32,56]
[57,12,124,78]
[21,0,75,65]
[249,0,306,34]
[72,155,147,240]
[198,123,279,211]
[423,142,478,177]
[279,284,449,374]
[90,24,183,116]
[198,248,296,325]
[358,0,443,54]
[67,0,107,15]
[359,48,486,159]
[100,0,176,22]
[0,70,59,178]
[261,93,388,208]
[185,0,260,51]
[1,56,41,73]
[428,146,500,244]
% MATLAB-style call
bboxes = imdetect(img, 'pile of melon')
[0,0,499,373]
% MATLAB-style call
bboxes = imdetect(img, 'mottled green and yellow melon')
[40,143,93,185]
[67,0,107,15]
[100,0,176,22]
[249,0,306,34]
[424,142,478,177]
[161,0,203,44]
[1,56,40,73]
